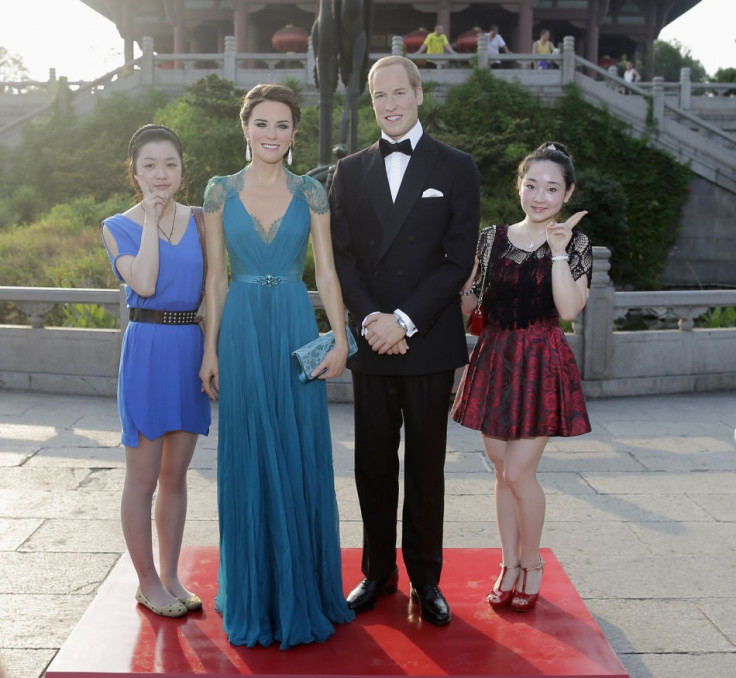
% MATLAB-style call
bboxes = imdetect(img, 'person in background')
[451,142,592,613]
[101,124,211,618]
[415,24,456,68]
[624,61,641,85]
[199,83,354,649]
[487,24,512,68]
[532,29,554,69]
[330,55,480,627]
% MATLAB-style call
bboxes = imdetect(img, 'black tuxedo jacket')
[330,132,480,376]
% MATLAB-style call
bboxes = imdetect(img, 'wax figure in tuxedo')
[330,55,481,626]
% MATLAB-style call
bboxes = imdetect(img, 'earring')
[287,145,293,166]
[245,141,251,162]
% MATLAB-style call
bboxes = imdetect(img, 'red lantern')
[272,25,309,53]
[455,29,481,54]
[403,29,428,53]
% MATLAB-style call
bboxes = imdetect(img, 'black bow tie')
[379,138,413,157]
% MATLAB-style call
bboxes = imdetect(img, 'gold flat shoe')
[135,587,188,617]
[178,593,202,611]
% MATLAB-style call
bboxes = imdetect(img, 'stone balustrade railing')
[1,247,736,399]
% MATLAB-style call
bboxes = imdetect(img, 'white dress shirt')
[362,122,424,338]
[382,121,424,202]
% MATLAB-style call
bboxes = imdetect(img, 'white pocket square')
[421,188,444,198]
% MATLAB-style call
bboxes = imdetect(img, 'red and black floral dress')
[451,224,592,439]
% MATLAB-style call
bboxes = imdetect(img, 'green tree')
[712,67,736,83]
[0,46,29,82]
[711,67,736,95]
[653,39,707,82]
[0,85,166,208]
[159,75,244,203]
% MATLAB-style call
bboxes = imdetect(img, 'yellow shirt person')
[415,25,456,68]
[423,31,450,55]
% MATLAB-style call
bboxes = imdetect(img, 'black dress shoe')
[346,569,399,613]
[409,583,452,626]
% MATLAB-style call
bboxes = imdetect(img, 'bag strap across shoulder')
[472,225,496,301]
[191,207,207,305]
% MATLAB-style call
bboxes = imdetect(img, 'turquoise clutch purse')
[292,327,358,383]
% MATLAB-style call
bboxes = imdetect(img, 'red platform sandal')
[510,558,545,612]
[487,563,520,609]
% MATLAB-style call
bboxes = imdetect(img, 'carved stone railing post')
[561,36,576,85]
[476,33,489,70]
[679,67,691,110]
[142,36,154,86]
[608,64,619,91]
[652,76,665,126]
[581,247,615,380]
[223,36,236,81]
[391,35,403,56]
[306,36,315,84]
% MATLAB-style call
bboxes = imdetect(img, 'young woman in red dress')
[451,142,592,612]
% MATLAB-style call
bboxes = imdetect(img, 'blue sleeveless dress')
[102,211,210,447]
[205,169,354,649]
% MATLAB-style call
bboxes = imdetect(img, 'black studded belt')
[129,308,199,325]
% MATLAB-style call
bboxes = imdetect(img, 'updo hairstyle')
[517,141,576,189]
[239,84,301,130]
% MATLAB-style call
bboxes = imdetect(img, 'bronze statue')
[311,0,373,170]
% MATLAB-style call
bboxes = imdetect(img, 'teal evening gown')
[204,169,354,649]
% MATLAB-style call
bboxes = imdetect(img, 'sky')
[0,0,734,82]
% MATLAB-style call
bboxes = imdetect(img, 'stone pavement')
[0,388,735,678]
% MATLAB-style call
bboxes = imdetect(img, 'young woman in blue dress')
[102,124,210,618]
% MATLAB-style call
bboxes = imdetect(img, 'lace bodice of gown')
[203,167,329,280]
[476,224,592,330]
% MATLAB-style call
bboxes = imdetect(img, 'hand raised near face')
[135,175,168,222]
[546,211,587,255]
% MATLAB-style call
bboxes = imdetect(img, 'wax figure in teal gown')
[203,168,354,649]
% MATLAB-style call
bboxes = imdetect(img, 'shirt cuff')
[394,309,417,337]
[361,311,381,336]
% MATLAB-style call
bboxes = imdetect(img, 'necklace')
[158,203,176,243]
[523,222,539,249]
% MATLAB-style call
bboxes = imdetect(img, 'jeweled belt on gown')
[234,274,302,286]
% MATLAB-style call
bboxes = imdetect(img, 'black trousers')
[351,369,455,586]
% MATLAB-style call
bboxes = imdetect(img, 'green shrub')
[566,170,629,282]
[6,185,43,225]
[57,303,118,329]
[697,306,736,328]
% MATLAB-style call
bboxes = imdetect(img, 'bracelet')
[551,254,569,262]
[459,288,475,296]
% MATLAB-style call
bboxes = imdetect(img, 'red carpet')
[46,547,627,677]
